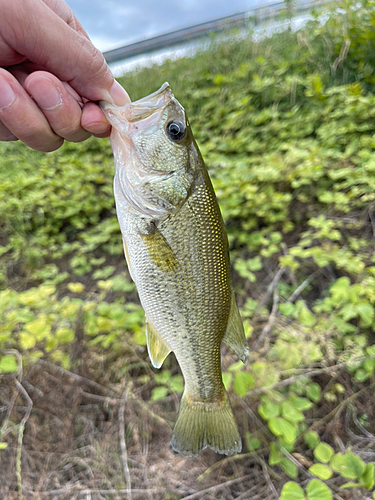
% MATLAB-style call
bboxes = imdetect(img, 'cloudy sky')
[65,0,274,52]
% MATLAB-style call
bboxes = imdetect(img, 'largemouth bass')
[100,83,248,457]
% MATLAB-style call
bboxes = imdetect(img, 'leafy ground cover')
[1,1,375,498]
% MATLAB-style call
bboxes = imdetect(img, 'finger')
[1,0,130,105]
[42,0,91,40]
[61,82,82,102]
[25,71,91,143]
[0,119,18,141]
[7,66,29,88]
[92,129,111,139]
[7,62,50,88]
[81,102,111,136]
[0,69,63,152]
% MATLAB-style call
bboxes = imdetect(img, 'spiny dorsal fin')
[146,317,171,369]
[139,228,178,272]
[223,292,249,363]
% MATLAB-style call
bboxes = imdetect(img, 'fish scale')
[100,83,249,457]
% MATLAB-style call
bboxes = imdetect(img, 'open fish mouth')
[99,82,173,130]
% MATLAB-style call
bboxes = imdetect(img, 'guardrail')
[102,0,326,64]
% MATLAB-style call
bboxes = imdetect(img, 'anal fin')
[223,292,249,363]
[146,317,171,369]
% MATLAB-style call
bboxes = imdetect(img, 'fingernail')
[107,81,130,106]
[30,81,62,110]
[0,78,15,110]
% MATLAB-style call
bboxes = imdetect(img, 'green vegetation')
[2,0,375,498]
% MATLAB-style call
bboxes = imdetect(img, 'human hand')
[0,0,130,152]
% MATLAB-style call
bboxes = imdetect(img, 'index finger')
[0,0,129,105]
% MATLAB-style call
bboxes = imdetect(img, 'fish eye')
[166,120,186,141]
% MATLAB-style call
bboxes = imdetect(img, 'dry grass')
[2,348,375,500]
[0,359,274,500]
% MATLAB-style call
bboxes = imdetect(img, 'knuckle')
[57,122,81,138]
[83,46,111,84]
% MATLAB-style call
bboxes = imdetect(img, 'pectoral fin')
[223,292,249,363]
[140,227,178,272]
[146,317,171,369]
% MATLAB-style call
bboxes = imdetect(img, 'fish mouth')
[125,82,173,122]
[99,82,173,127]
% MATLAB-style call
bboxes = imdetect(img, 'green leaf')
[279,481,305,500]
[98,279,114,290]
[0,355,18,373]
[281,458,298,478]
[228,360,243,372]
[0,442,8,449]
[309,464,333,480]
[92,266,115,280]
[360,462,374,489]
[25,319,51,341]
[306,383,321,402]
[355,368,370,382]
[55,327,75,344]
[246,256,263,271]
[233,371,254,396]
[331,452,366,479]
[299,307,316,327]
[356,302,374,327]
[258,399,280,420]
[151,386,168,401]
[306,480,333,500]
[245,433,261,451]
[133,330,146,347]
[304,431,320,450]
[279,302,295,317]
[289,396,313,411]
[339,482,361,490]
[222,372,232,390]
[19,332,36,350]
[313,442,334,463]
[268,417,296,443]
[170,375,184,393]
[67,282,85,293]
[364,358,375,375]
[281,401,305,423]
[269,442,283,465]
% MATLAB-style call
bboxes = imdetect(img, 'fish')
[99,83,248,457]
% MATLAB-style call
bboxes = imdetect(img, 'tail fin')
[171,390,242,457]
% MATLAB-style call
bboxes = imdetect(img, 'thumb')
[2,0,129,105]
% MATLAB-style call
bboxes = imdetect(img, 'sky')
[65,0,275,52]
